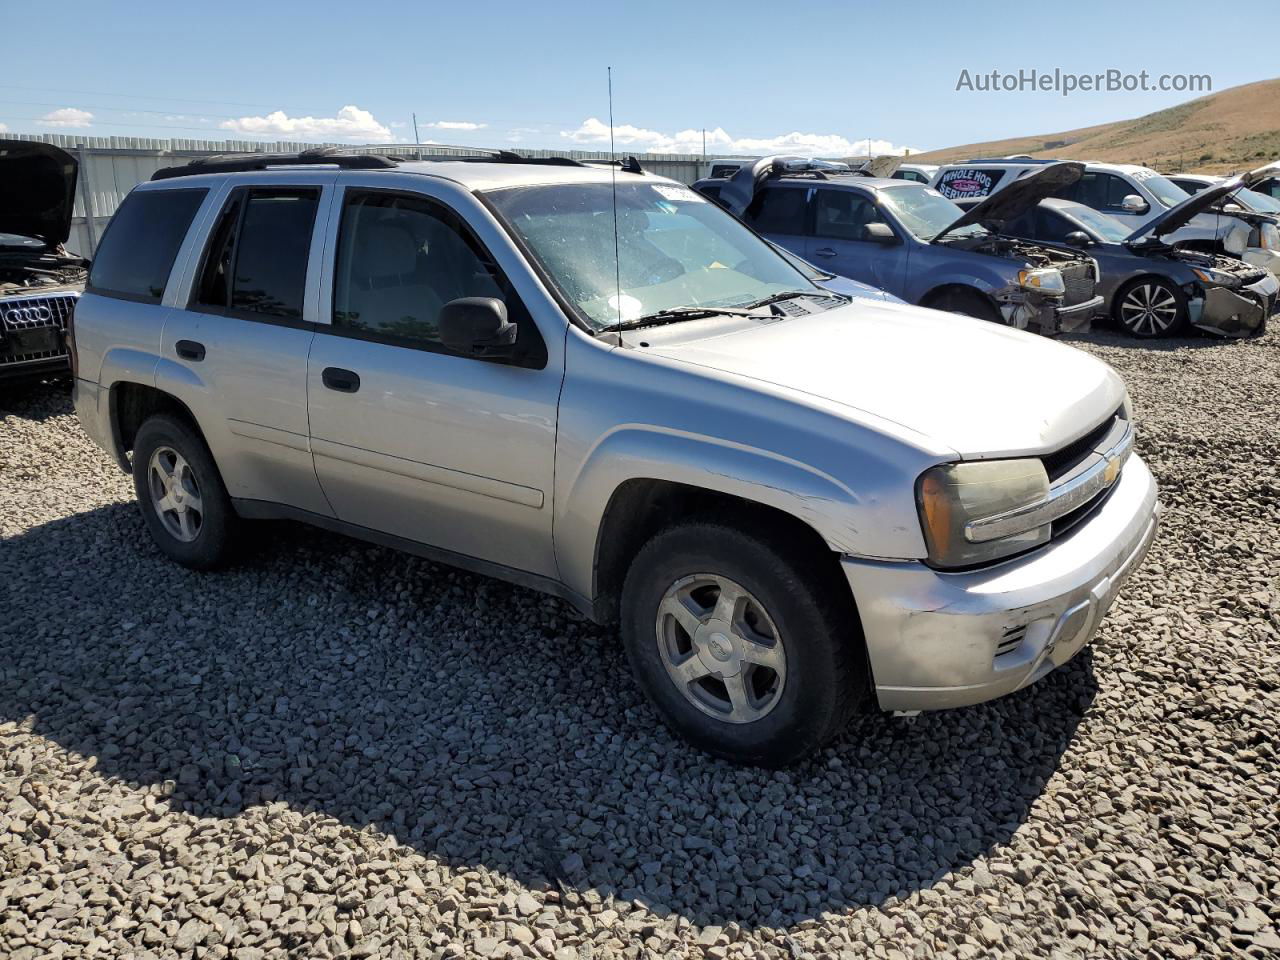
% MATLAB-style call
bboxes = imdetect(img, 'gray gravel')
[2,329,1278,960]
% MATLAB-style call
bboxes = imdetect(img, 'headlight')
[917,459,1050,568]
[1018,267,1065,296]
[1260,222,1279,251]
[1191,266,1240,288]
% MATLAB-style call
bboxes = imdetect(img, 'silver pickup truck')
[71,150,1159,766]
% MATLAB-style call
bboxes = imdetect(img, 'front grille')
[1059,262,1096,308]
[0,293,76,364]
[1042,406,1125,483]
[1040,406,1130,540]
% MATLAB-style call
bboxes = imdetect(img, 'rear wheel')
[132,414,239,569]
[1113,277,1187,338]
[620,520,866,767]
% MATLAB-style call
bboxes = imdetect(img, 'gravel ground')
[2,329,1278,960]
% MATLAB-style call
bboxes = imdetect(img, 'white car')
[1166,173,1280,281]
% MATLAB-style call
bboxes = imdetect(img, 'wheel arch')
[107,379,208,473]
[589,478,847,625]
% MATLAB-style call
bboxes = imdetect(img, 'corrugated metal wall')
[9,133,733,256]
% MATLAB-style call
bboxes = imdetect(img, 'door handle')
[814,247,837,258]
[175,339,205,362]
[322,367,361,393]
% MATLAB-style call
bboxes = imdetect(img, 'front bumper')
[844,454,1159,712]
[1007,293,1103,336]
[1190,273,1279,337]
[1046,294,1103,335]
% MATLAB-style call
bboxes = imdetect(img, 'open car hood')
[856,155,903,178]
[0,140,79,245]
[1242,161,1280,189]
[1125,174,1246,243]
[934,162,1084,242]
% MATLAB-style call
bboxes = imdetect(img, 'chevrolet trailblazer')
[71,149,1159,766]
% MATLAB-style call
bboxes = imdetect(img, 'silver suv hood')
[640,301,1125,460]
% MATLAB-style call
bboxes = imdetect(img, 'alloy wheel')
[1119,282,1179,336]
[654,573,787,724]
[147,446,204,542]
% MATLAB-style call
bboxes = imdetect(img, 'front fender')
[554,424,928,604]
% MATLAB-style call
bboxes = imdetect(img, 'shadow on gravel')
[1,502,1097,930]
[0,377,73,422]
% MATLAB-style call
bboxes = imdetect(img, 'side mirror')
[439,297,517,358]
[1120,194,1148,214]
[1064,230,1093,248]
[1222,203,1244,214]
[864,222,899,244]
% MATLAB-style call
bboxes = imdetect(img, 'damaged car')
[1165,172,1280,281]
[695,157,1102,335]
[0,140,88,382]
[1004,189,1278,338]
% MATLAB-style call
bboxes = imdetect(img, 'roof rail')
[151,147,400,180]
[579,155,645,174]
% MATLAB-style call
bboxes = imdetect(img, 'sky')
[5,0,1277,157]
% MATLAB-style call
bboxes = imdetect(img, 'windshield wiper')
[741,289,836,309]
[609,305,758,332]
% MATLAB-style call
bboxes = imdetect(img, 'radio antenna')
[608,66,623,331]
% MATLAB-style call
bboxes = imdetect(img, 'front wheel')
[1113,277,1187,338]
[131,414,239,570]
[620,521,866,766]
[927,289,1004,324]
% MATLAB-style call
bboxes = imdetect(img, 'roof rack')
[579,156,645,174]
[151,147,400,180]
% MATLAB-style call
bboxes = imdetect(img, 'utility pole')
[702,128,706,177]
[412,112,421,159]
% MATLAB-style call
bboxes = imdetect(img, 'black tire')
[620,520,867,767]
[131,413,238,570]
[1112,276,1188,338]
[927,289,1003,324]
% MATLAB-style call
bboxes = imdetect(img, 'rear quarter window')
[88,188,207,302]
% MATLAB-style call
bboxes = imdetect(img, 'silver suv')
[72,150,1160,766]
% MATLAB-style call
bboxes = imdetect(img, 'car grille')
[1042,406,1130,539]
[1059,262,1096,308]
[0,293,76,364]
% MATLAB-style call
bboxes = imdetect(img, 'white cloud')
[219,105,393,143]
[38,107,94,128]
[560,117,915,158]
[426,120,487,131]
[0,122,7,133]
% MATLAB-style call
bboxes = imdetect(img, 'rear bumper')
[73,377,118,465]
[844,454,1159,711]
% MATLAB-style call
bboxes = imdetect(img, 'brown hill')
[909,77,1280,174]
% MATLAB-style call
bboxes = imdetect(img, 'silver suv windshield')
[878,185,986,241]
[485,181,819,330]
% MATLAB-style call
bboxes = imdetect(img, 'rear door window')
[743,187,809,235]
[88,188,207,302]
[193,188,319,320]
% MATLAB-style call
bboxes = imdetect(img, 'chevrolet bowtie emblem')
[1103,455,1121,487]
